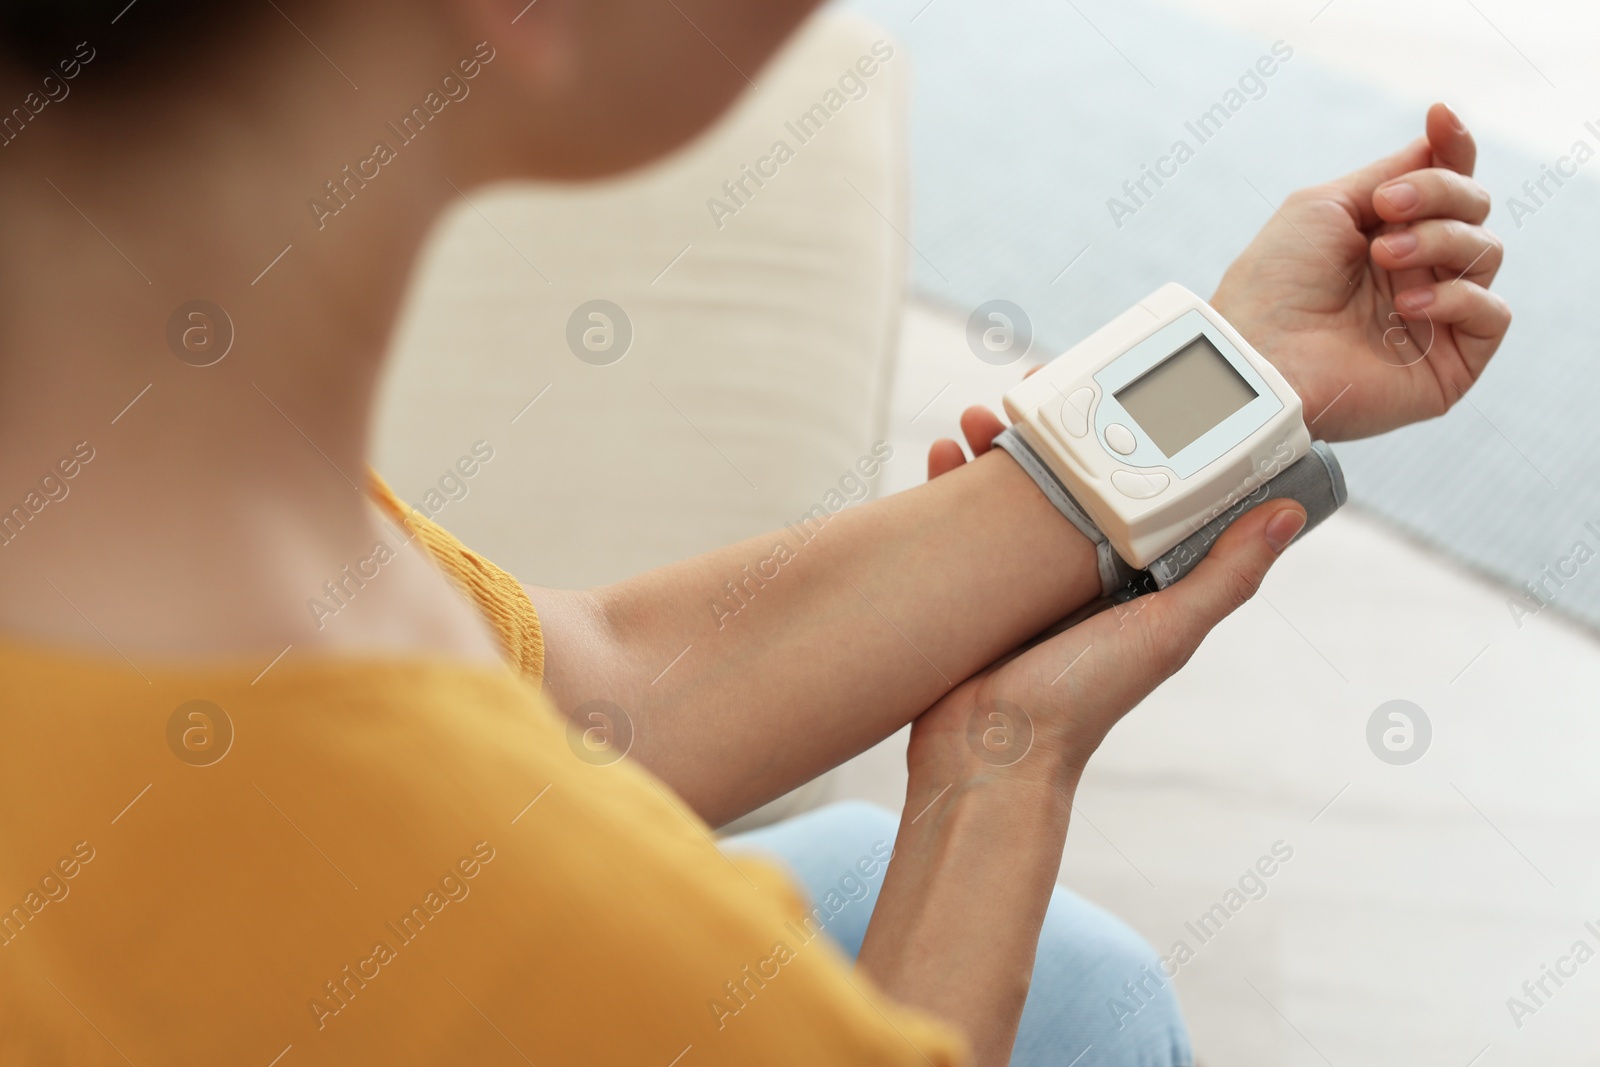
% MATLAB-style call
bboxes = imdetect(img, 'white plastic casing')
[1002,283,1310,569]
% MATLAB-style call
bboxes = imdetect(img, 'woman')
[0,1,1507,1064]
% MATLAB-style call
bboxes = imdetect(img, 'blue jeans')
[722,801,1192,1067]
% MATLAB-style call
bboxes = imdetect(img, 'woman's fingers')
[1371,218,1503,287]
[959,406,1007,456]
[1393,279,1513,385]
[931,371,1045,478]
[1329,136,1434,230]
[1329,103,1474,230]
[1132,502,1305,674]
[1374,167,1492,226]
[1426,101,1476,176]
[1004,501,1304,761]
[1394,277,1512,334]
[1368,104,1505,396]
[927,406,1007,479]
[927,438,967,480]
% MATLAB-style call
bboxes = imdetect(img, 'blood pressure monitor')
[995,284,1345,595]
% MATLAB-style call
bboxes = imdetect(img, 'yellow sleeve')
[368,470,544,687]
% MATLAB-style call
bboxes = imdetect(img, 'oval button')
[1104,423,1137,455]
[1111,469,1170,499]
[1059,387,1095,438]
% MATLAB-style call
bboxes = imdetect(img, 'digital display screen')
[1114,335,1257,456]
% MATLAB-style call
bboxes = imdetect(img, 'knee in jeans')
[1023,894,1192,1067]
[799,800,900,846]
[1087,939,1190,1067]
[1106,966,1187,1059]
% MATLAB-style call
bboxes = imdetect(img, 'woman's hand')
[933,105,1510,453]
[1212,102,1511,441]
[921,375,1303,776]
[859,494,1303,1066]
[903,495,1305,792]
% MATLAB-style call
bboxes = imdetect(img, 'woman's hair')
[0,1,253,79]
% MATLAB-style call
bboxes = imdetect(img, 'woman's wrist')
[904,673,1098,809]
[902,740,1082,845]
[1210,286,1319,423]
[903,763,1077,852]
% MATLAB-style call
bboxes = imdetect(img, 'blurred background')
[375,0,1600,1062]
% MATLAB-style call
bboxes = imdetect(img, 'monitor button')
[1059,387,1095,438]
[1111,469,1170,499]
[1104,423,1137,455]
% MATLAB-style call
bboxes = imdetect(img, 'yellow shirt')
[0,479,965,1066]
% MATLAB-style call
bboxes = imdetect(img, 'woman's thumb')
[1160,501,1306,641]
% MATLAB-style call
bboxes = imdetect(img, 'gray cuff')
[994,429,1347,602]
[993,428,1139,597]
[1133,440,1348,594]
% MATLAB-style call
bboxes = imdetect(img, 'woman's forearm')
[528,449,1099,825]
[858,769,1074,1066]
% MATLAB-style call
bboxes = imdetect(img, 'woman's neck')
[0,99,505,669]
